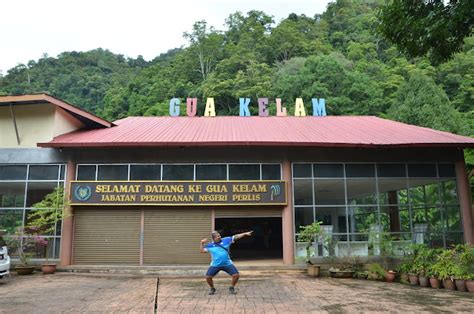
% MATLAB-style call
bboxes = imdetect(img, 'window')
[130,165,161,180]
[196,165,227,180]
[77,165,96,180]
[229,164,260,180]
[162,165,193,180]
[97,165,128,180]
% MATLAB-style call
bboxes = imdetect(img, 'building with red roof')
[1,94,473,268]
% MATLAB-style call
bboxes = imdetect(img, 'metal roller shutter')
[143,208,211,265]
[215,207,282,218]
[73,208,141,265]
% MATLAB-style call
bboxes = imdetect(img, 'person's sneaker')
[208,287,216,295]
[229,287,237,294]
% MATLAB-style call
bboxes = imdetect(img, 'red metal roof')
[0,94,113,128]
[38,116,474,148]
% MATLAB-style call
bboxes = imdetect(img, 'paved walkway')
[0,273,156,313]
[1,272,473,313]
[157,273,474,313]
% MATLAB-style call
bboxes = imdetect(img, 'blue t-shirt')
[205,236,234,266]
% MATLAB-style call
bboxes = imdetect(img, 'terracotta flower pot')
[408,274,419,285]
[466,280,474,293]
[385,271,396,283]
[443,278,456,290]
[400,273,409,284]
[41,264,57,275]
[455,280,467,292]
[419,276,429,287]
[15,265,35,275]
[307,265,320,277]
[429,277,441,289]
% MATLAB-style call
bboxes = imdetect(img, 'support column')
[282,160,294,265]
[455,159,473,245]
[60,159,75,266]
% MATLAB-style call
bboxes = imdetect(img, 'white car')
[0,246,10,279]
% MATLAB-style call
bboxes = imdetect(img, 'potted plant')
[4,227,36,275]
[367,263,386,281]
[453,244,474,292]
[379,233,396,282]
[328,256,361,278]
[466,274,474,293]
[397,261,411,284]
[297,221,323,277]
[431,248,457,290]
[27,187,68,275]
[414,245,436,287]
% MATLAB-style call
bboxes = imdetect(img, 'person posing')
[200,230,253,295]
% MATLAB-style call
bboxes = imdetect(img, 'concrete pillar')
[60,159,75,266]
[282,160,294,265]
[455,159,473,245]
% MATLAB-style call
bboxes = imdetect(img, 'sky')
[1,0,331,75]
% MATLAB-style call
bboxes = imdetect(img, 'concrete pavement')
[0,271,473,313]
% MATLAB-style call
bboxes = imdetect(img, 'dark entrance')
[215,217,282,260]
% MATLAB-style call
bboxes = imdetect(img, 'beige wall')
[0,103,84,148]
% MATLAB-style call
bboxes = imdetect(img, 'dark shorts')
[206,264,239,277]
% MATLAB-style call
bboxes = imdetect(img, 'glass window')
[29,165,59,180]
[314,207,347,233]
[130,165,161,180]
[313,164,343,178]
[0,209,23,234]
[346,178,377,205]
[378,178,408,205]
[379,206,411,232]
[162,165,194,180]
[196,165,227,180]
[26,182,58,207]
[377,164,406,177]
[229,164,260,180]
[345,164,375,177]
[295,207,314,232]
[444,206,461,231]
[409,180,439,205]
[0,182,25,208]
[440,180,458,204]
[59,165,66,180]
[77,165,96,180]
[293,164,312,178]
[262,164,281,180]
[408,164,437,177]
[0,165,27,180]
[314,179,345,205]
[438,164,456,177]
[97,165,128,180]
[348,206,378,233]
[293,179,313,205]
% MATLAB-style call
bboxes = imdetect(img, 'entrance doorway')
[215,217,282,261]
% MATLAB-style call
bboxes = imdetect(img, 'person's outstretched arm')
[200,238,208,253]
[233,231,253,242]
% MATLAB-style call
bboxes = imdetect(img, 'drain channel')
[154,277,160,313]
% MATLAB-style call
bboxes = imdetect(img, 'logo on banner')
[270,185,281,200]
[74,185,92,201]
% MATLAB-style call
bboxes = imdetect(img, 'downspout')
[9,103,20,145]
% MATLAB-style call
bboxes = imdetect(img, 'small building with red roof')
[1,94,473,267]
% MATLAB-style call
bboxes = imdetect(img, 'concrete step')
[57,264,307,277]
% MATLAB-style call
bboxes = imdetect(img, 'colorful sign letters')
[169,98,326,117]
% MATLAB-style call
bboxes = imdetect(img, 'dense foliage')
[378,0,474,65]
[0,1,472,140]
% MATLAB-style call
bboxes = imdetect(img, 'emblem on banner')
[74,185,92,201]
[270,185,281,200]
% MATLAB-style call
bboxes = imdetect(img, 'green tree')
[378,0,474,64]
[388,70,469,134]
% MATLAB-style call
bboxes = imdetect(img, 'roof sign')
[169,97,327,117]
